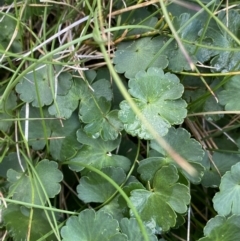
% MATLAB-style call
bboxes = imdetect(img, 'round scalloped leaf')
[130,165,190,231]
[218,75,240,110]
[8,160,63,205]
[49,111,81,161]
[149,127,205,183]
[79,78,121,140]
[48,79,80,119]
[198,215,240,241]
[61,209,127,241]
[162,13,200,72]
[83,109,123,141]
[120,218,157,241]
[213,162,240,216]
[69,129,130,172]
[118,67,187,139]
[3,204,57,241]
[113,36,168,79]
[77,167,126,203]
[209,10,240,72]
[16,64,71,107]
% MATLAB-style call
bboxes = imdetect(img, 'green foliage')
[0,13,22,55]
[61,209,156,241]
[3,204,57,241]
[130,165,190,231]
[1,2,240,241]
[201,152,240,187]
[218,75,240,110]
[16,64,72,107]
[8,160,63,205]
[77,167,126,203]
[147,128,204,183]
[118,67,187,139]
[113,37,168,78]
[213,162,240,216]
[61,209,127,241]
[198,215,240,241]
[209,10,240,72]
[120,218,158,241]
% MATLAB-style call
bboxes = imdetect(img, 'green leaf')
[48,78,80,118]
[162,13,207,72]
[79,78,122,140]
[213,162,240,216]
[19,105,81,157]
[0,88,17,131]
[69,130,130,172]
[15,64,54,107]
[209,10,240,72]
[61,209,127,241]
[83,109,123,141]
[120,218,157,241]
[20,104,52,150]
[117,178,145,217]
[0,87,17,110]
[80,96,111,123]
[118,8,158,37]
[201,152,240,188]
[203,79,224,121]
[77,167,126,203]
[48,72,99,119]
[99,197,124,222]
[0,152,26,178]
[3,204,57,241]
[198,215,240,241]
[49,111,81,161]
[139,127,205,183]
[118,67,187,139]
[0,13,22,55]
[130,165,190,231]
[113,36,168,79]
[8,159,63,205]
[218,75,240,110]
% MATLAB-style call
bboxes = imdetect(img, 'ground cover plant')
[1,0,240,240]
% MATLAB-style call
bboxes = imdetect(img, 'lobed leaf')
[130,165,190,231]
[120,218,157,241]
[49,111,81,161]
[8,160,63,205]
[218,75,240,110]
[209,10,240,72]
[3,204,57,241]
[113,36,168,79]
[69,129,130,172]
[139,127,205,183]
[213,162,240,216]
[79,79,122,140]
[118,67,187,139]
[198,215,240,241]
[16,64,60,107]
[77,167,126,203]
[61,209,127,241]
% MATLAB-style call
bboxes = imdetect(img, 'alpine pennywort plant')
[1,1,240,240]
